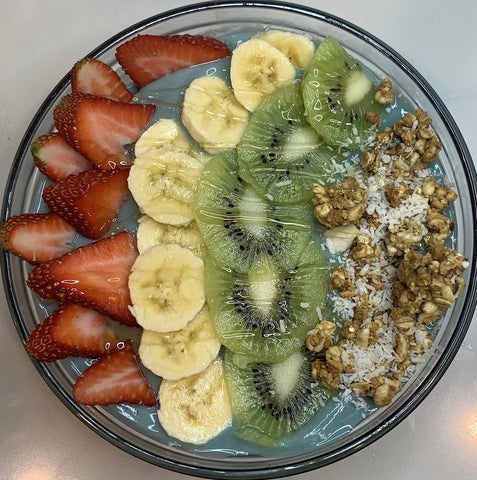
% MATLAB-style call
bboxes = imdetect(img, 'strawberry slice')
[71,57,133,103]
[31,133,93,182]
[27,231,139,326]
[0,213,77,264]
[42,167,130,239]
[53,93,155,169]
[73,339,156,406]
[115,34,231,88]
[26,303,119,361]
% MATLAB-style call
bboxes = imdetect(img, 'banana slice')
[128,244,205,332]
[182,76,249,154]
[134,118,210,166]
[128,146,204,225]
[230,38,296,111]
[134,118,191,158]
[158,359,232,444]
[136,215,206,258]
[252,29,315,69]
[139,307,220,380]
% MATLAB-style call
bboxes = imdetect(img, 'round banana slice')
[158,359,232,445]
[128,244,205,332]
[128,147,204,225]
[182,76,249,154]
[252,29,315,69]
[134,118,210,166]
[137,215,207,258]
[230,38,296,112]
[134,118,191,158]
[139,307,220,380]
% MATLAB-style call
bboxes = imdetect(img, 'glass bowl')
[1,1,476,478]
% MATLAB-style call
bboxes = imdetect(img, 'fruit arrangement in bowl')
[1,2,475,478]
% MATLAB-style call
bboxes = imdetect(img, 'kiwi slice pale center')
[247,264,280,315]
[270,351,304,402]
[343,69,373,107]
[282,126,321,162]
[237,186,269,234]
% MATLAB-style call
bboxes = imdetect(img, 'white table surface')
[1,1,476,479]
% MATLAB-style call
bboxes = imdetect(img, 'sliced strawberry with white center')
[53,93,155,169]
[27,231,139,326]
[42,166,130,240]
[0,212,77,264]
[73,339,156,406]
[26,303,120,361]
[115,34,231,88]
[31,132,93,182]
[71,57,133,102]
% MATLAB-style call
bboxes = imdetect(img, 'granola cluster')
[309,108,468,408]
[312,178,367,228]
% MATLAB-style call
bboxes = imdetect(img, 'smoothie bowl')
[1,1,476,478]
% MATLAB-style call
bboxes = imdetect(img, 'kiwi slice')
[205,239,329,364]
[195,148,314,272]
[302,36,381,150]
[224,348,335,447]
[237,84,336,205]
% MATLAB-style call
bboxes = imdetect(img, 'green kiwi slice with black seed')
[205,239,329,364]
[237,84,336,205]
[302,36,381,150]
[195,148,314,272]
[224,347,335,447]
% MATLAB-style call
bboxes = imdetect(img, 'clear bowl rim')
[2,1,477,478]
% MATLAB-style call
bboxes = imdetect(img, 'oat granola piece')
[363,210,382,228]
[306,320,336,353]
[391,248,466,326]
[417,300,442,324]
[326,345,354,373]
[392,109,442,169]
[425,208,454,259]
[354,326,372,349]
[409,327,433,354]
[392,279,424,315]
[329,267,355,298]
[340,321,355,339]
[394,331,410,362]
[420,176,458,211]
[391,308,416,331]
[349,234,381,264]
[357,319,383,348]
[438,247,468,277]
[371,376,402,407]
[385,180,413,207]
[375,77,394,106]
[311,359,340,389]
[393,356,412,380]
[312,177,367,228]
[361,128,394,173]
[426,208,454,243]
[356,268,384,292]
[352,295,373,324]
[386,217,424,257]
